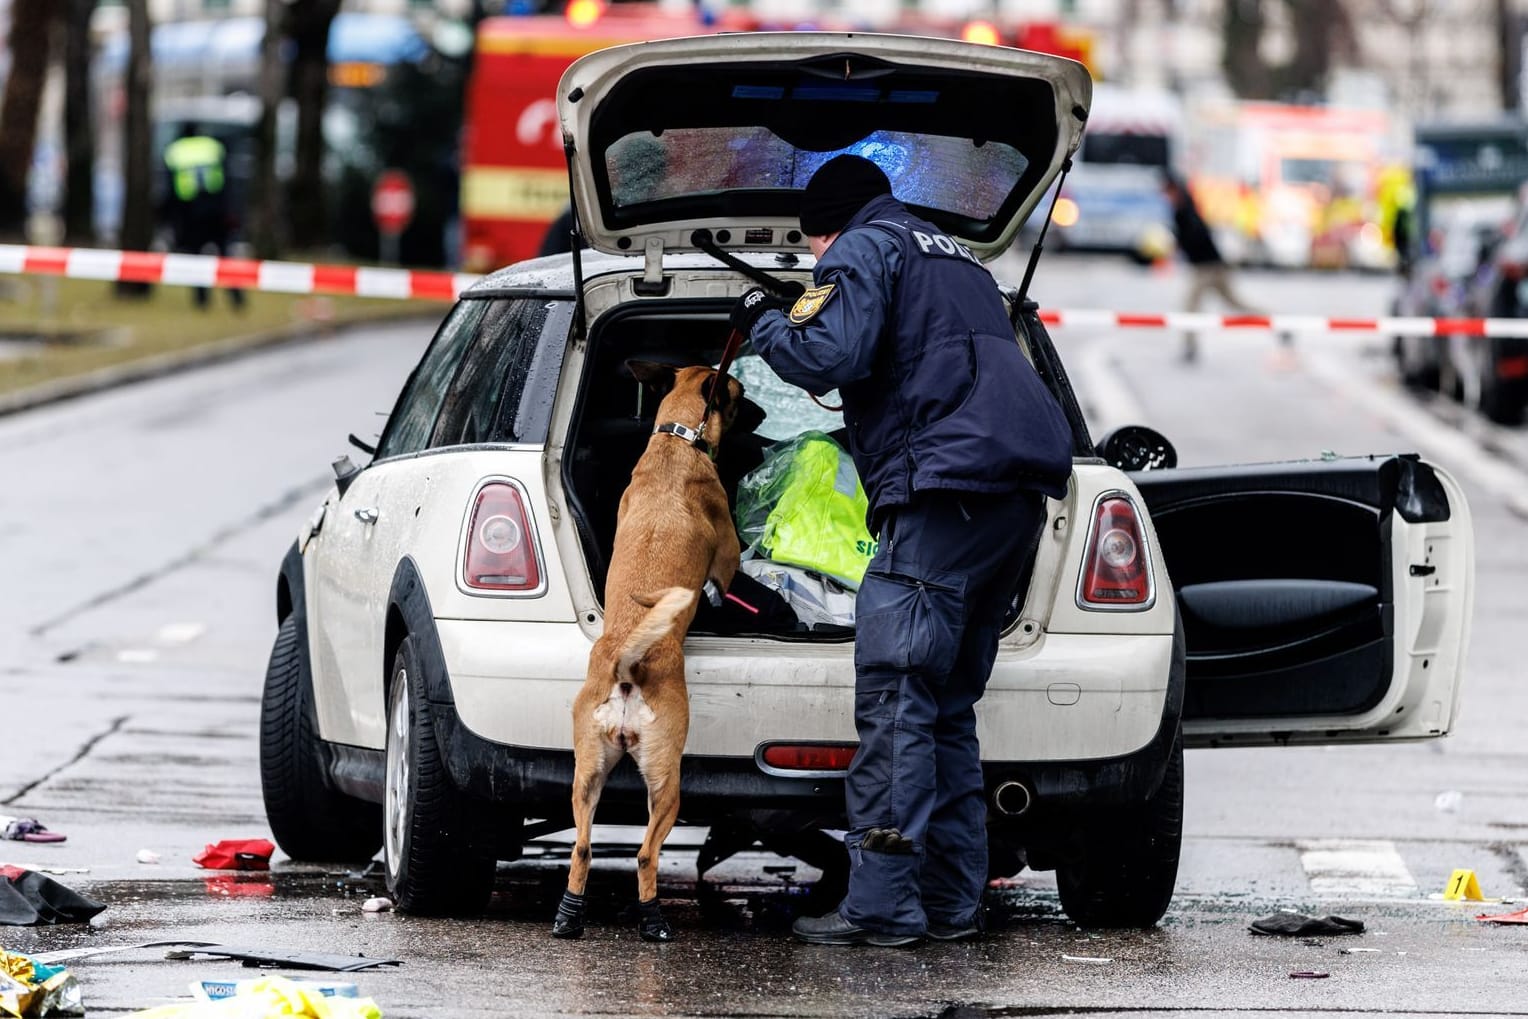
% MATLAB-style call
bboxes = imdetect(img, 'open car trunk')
[559,300,1040,641]
[561,300,854,640]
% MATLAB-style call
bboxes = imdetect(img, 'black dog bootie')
[551,890,586,939]
[638,896,674,942]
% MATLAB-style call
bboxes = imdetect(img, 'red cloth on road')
[192,839,275,871]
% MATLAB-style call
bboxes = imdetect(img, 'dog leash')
[695,326,747,444]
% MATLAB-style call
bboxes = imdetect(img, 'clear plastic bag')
[735,431,875,589]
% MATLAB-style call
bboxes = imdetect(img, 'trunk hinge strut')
[562,134,588,341]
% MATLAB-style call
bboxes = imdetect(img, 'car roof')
[461,250,819,296]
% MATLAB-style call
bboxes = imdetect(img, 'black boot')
[637,896,674,942]
[551,890,586,939]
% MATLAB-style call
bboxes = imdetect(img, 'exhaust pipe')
[992,780,1033,818]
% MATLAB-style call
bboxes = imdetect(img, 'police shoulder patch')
[788,283,837,325]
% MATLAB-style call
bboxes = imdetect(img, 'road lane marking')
[116,648,158,663]
[1075,342,1147,436]
[1298,838,1418,898]
[156,622,206,645]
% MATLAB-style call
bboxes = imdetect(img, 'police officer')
[731,155,1073,945]
[162,123,244,310]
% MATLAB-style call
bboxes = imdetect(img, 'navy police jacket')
[749,194,1073,529]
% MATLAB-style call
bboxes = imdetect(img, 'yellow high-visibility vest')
[164,135,226,202]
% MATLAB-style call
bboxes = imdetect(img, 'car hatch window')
[375,299,488,461]
[430,298,574,448]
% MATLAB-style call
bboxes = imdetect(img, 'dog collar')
[654,421,713,459]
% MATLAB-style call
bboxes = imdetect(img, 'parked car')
[1393,211,1504,390]
[259,33,1476,928]
[1443,202,1528,423]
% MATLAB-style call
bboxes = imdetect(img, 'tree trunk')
[116,0,153,296]
[1222,0,1272,99]
[247,0,287,257]
[1499,0,1519,112]
[63,0,97,244]
[285,0,341,253]
[0,0,57,237]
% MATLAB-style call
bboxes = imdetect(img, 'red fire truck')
[459,5,731,271]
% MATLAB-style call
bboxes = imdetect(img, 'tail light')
[1076,494,1154,610]
[756,742,858,776]
[462,480,544,595]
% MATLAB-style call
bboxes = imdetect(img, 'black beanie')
[799,155,892,237]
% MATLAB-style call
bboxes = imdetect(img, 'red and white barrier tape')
[1037,309,1528,338]
[4,243,1528,338]
[0,244,476,302]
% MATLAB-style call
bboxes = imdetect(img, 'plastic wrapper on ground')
[0,951,84,1017]
[125,975,381,1019]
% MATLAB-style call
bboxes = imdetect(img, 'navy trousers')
[840,489,1047,937]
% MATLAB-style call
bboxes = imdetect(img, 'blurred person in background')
[1162,172,1260,362]
[162,123,244,310]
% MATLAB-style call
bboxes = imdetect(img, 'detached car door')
[1131,455,1473,746]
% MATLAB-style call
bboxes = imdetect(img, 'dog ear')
[626,360,678,395]
[720,375,745,428]
[731,395,767,436]
[701,371,741,421]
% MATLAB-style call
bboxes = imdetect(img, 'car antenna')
[1017,157,1072,304]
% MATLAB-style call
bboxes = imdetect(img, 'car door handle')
[354,507,379,525]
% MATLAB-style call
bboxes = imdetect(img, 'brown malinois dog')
[552,362,744,942]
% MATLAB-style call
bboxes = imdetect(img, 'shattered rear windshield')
[604,129,1029,223]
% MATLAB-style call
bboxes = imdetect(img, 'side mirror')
[1095,425,1177,472]
[332,455,360,497]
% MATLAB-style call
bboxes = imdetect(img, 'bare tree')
[63,0,98,244]
[1497,0,1519,111]
[1221,0,1358,101]
[248,0,286,257]
[285,0,342,252]
[0,0,57,236]
[116,0,153,295]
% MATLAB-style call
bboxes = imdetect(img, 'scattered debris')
[161,945,402,973]
[1250,911,1364,936]
[360,897,392,914]
[32,942,401,973]
[1475,906,1528,925]
[0,950,83,1017]
[1338,947,1381,954]
[1060,954,1112,965]
[191,977,359,1002]
[1434,790,1464,813]
[123,975,381,1018]
[0,868,105,927]
[1289,970,1330,979]
[136,850,160,865]
[0,819,64,846]
[191,840,274,872]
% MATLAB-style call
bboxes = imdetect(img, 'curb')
[0,310,435,418]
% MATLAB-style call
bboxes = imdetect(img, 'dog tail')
[616,587,696,685]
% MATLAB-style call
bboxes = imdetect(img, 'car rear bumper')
[422,620,1186,824]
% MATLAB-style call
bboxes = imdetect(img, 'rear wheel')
[383,636,497,915]
[1055,730,1183,929]
[259,616,383,862]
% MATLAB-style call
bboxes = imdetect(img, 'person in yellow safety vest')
[162,123,244,310]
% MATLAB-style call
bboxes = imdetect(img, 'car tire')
[383,636,497,915]
[1054,728,1184,929]
[259,616,384,862]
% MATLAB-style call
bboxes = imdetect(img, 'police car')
[259,33,1475,925]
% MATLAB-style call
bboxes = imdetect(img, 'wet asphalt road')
[3,256,1528,1017]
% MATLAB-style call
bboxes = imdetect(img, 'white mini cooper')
[259,33,1475,925]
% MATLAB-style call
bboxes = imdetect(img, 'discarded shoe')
[791,910,919,947]
[0,817,65,844]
